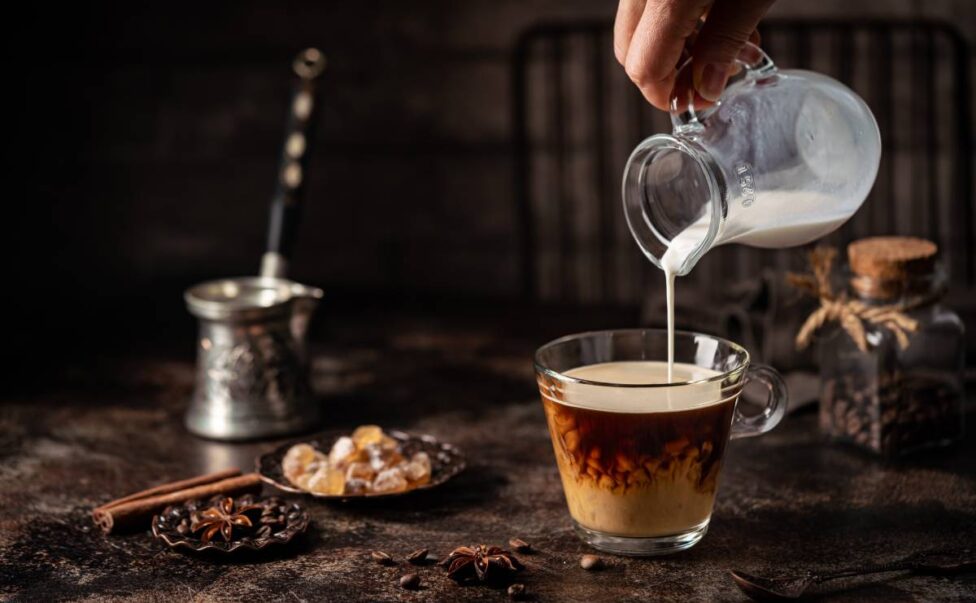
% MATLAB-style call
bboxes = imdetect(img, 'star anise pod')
[190,497,263,544]
[439,544,524,584]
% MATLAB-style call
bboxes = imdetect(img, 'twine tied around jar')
[787,246,918,352]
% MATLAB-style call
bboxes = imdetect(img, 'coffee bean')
[580,554,603,570]
[508,538,531,553]
[882,408,897,426]
[508,583,527,600]
[823,368,963,458]
[371,551,395,565]
[406,548,428,564]
[399,573,420,590]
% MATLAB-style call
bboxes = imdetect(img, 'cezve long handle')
[260,48,327,279]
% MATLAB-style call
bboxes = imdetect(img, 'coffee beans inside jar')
[820,369,962,457]
[817,237,965,459]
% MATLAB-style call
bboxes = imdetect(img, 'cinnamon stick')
[92,472,263,534]
[94,468,242,512]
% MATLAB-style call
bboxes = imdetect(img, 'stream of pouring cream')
[659,220,706,383]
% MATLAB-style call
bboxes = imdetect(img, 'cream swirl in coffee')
[539,361,735,537]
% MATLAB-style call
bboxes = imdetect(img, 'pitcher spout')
[622,134,724,277]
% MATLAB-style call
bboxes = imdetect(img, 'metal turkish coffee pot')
[185,49,327,440]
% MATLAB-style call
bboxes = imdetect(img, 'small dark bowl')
[256,429,466,501]
[152,494,309,553]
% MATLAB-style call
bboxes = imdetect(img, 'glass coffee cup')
[535,329,787,556]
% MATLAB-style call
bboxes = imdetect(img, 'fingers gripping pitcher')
[623,43,881,276]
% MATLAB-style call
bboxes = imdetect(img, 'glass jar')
[818,237,965,458]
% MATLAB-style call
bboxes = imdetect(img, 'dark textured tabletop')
[2,312,975,602]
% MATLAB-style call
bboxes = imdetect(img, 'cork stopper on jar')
[848,236,938,300]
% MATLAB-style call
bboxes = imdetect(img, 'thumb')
[691,0,774,101]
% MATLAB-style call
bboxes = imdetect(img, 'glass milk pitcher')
[623,43,881,275]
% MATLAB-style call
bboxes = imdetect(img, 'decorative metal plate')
[152,494,309,553]
[256,429,466,500]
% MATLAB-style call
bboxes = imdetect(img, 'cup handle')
[730,363,788,440]
[670,42,777,133]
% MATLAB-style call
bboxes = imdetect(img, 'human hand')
[614,0,774,110]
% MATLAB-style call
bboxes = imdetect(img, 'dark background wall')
[13,1,612,295]
[5,1,976,363]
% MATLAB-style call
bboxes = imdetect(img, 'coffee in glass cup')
[535,329,786,556]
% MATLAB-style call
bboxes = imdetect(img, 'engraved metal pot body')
[184,277,323,440]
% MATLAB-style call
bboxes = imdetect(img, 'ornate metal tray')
[256,429,466,500]
[152,494,309,553]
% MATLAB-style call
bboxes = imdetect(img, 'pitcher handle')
[670,42,776,134]
[731,363,788,439]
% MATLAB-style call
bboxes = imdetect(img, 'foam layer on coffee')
[556,361,726,414]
